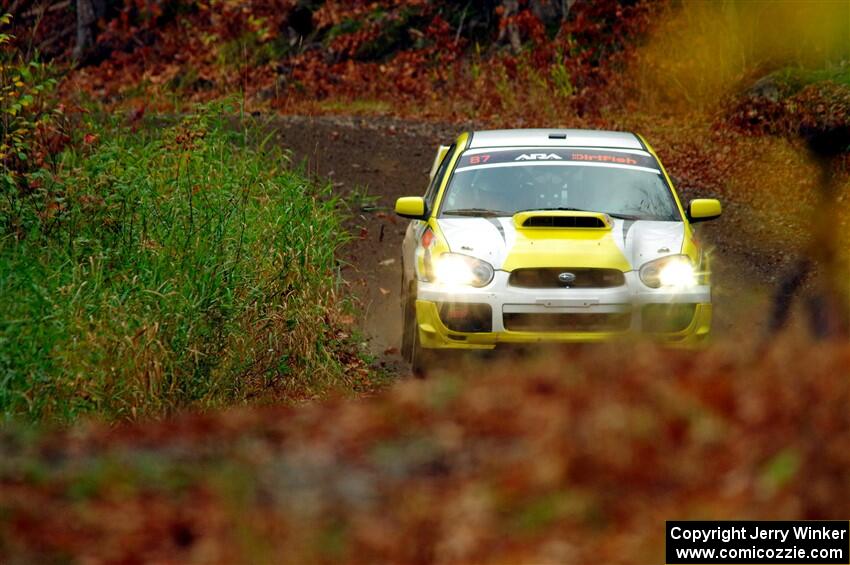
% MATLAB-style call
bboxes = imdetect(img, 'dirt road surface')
[272,115,774,372]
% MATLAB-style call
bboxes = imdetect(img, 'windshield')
[440,148,680,221]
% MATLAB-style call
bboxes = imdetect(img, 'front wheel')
[401,293,430,378]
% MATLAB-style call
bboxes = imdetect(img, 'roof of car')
[468,129,643,150]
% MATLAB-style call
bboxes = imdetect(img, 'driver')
[461,171,518,213]
[482,176,517,213]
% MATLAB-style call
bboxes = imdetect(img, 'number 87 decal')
[469,154,490,165]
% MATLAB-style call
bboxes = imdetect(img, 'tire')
[401,273,414,360]
[409,321,431,378]
[401,287,430,378]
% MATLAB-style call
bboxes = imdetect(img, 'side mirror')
[688,198,722,223]
[395,196,427,219]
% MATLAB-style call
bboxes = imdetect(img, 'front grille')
[438,303,492,333]
[641,304,696,333]
[503,312,631,332]
[509,268,625,289]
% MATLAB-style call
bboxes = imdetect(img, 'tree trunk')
[497,0,522,53]
[73,0,106,61]
[563,0,576,21]
[73,0,95,60]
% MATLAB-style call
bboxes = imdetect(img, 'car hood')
[436,216,685,271]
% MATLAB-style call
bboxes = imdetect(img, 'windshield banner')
[455,148,660,173]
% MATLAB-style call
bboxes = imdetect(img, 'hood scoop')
[513,210,612,230]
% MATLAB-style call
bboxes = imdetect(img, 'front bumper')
[415,271,712,349]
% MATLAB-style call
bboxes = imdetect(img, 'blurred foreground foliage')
[0,104,369,422]
[1,339,849,562]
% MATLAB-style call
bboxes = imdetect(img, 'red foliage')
[6,1,656,119]
[3,340,850,562]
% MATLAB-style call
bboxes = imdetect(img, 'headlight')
[432,253,494,288]
[639,255,696,288]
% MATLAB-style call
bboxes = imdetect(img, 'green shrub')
[0,13,64,192]
[0,106,357,422]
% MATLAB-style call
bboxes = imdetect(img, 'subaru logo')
[558,272,577,285]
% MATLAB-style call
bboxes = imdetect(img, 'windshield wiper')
[517,207,644,221]
[445,207,648,220]
[515,206,592,214]
[442,208,510,217]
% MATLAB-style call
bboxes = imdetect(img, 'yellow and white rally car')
[395,129,721,371]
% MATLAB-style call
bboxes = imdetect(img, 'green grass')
[764,65,850,93]
[0,105,360,422]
